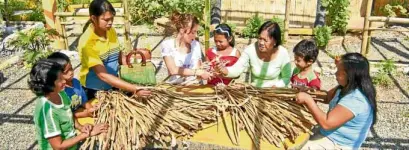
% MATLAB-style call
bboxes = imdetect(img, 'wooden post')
[55,15,67,49]
[123,0,132,52]
[0,8,3,24]
[42,0,65,49]
[61,24,69,49]
[284,0,291,41]
[361,0,374,55]
[204,0,211,54]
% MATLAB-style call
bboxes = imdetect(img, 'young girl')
[29,59,108,150]
[206,24,240,86]
[161,12,212,85]
[295,53,377,149]
[47,52,97,118]
[78,0,150,100]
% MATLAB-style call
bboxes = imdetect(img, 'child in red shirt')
[206,24,240,85]
[291,39,321,89]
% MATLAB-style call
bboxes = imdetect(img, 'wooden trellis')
[52,0,131,51]
[361,0,409,55]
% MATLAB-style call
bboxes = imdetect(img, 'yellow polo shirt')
[78,25,121,90]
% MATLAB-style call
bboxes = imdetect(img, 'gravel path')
[1,29,409,149]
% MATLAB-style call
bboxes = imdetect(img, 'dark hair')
[339,53,377,126]
[214,23,235,47]
[293,39,319,63]
[28,59,63,96]
[170,12,200,33]
[83,0,116,32]
[258,21,282,48]
[47,52,70,67]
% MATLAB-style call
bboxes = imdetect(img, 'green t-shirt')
[33,91,77,150]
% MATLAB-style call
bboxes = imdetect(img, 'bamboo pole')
[284,0,291,40]
[61,24,69,49]
[361,0,374,55]
[123,0,132,52]
[204,0,211,55]
[369,16,409,24]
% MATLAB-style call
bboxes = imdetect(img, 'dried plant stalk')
[80,84,325,149]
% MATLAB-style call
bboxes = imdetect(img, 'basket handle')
[126,48,150,67]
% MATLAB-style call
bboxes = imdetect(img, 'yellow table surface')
[76,85,310,149]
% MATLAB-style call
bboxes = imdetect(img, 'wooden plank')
[284,0,291,39]
[60,21,125,25]
[55,12,124,17]
[288,28,313,35]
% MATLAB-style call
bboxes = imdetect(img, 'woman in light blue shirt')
[295,53,377,149]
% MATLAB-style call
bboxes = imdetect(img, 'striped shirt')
[78,25,121,90]
[33,91,77,150]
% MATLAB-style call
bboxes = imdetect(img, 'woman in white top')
[216,21,292,88]
[161,12,212,84]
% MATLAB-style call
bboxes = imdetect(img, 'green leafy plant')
[321,0,350,35]
[8,28,58,68]
[129,0,204,25]
[108,0,122,3]
[242,13,264,38]
[381,4,408,17]
[314,25,332,48]
[372,71,393,87]
[28,7,45,21]
[57,0,70,12]
[373,59,396,87]
[378,59,396,73]
[0,0,27,22]
[405,111,409,118]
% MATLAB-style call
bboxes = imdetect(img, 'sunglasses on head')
[215,27,231,37]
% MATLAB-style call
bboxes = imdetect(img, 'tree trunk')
[314,0,326,27]
[5,0,8,27]
[211,0,221,25]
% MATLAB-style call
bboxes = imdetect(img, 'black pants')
[83,86,98,100]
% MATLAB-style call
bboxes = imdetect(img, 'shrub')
[7,28,58,68]
[313,25,332,48]
[242,13,264,38]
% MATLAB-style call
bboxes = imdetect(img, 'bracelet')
[134,88,142,95]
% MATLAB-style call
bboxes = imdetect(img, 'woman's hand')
[80,124,92,138]
[90,123,109,136]
[134,89,152,97]
[87,104,100,117]
[295,92,315,105]
[197,69,213,80]
[213,62,228,76]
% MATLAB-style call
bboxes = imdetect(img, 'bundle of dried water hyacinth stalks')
[80,84,326,149]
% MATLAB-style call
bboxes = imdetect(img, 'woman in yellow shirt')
[78,0,150,99]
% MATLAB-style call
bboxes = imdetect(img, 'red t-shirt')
[206,48,239,86]
[290,68,321,90]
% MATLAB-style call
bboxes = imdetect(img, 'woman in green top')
[216,21,292,87]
